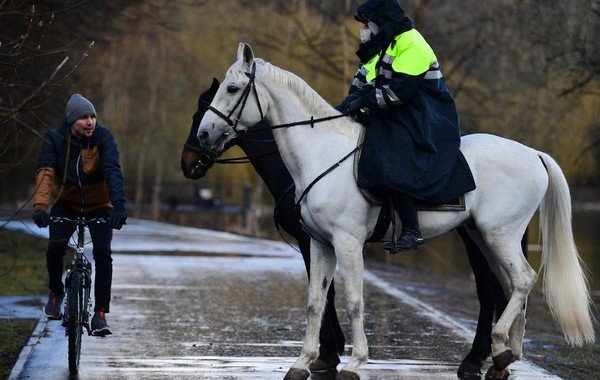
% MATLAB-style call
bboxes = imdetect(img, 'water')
[366,210,600,294]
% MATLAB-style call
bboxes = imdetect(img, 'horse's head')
[197,43,268,157]
[181,78,223,179]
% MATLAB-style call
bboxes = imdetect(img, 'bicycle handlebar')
[50,216,109,225]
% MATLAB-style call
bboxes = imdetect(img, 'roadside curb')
[8,316,47,380]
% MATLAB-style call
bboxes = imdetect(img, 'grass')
[0,228,49,377]
[0,319,38,378]
[0,229,49,295]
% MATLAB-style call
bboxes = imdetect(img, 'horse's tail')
[538,152,595,346]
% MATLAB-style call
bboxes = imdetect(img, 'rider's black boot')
[384,192,424,254]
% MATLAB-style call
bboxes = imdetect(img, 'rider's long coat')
[351,6,475,203]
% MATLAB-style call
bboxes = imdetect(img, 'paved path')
[3,219,559,379]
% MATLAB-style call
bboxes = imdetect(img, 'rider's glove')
[335,91,362,113]
[346,87,376,114]
[32,210,50,228]
[110,211,127,230]
[345,96,368,117]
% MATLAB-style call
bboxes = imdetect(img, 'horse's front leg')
[285,239,337,380]
[335,235,368,379]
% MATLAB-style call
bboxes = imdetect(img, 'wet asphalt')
[5,219,559,379]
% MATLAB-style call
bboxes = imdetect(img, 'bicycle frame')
[66,219,93,335]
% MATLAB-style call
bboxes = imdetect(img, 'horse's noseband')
[207,61,264,135]
[184,142,218,167]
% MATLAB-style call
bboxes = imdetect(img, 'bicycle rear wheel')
[66,270,84,374]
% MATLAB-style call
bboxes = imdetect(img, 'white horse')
[197,43,594,380]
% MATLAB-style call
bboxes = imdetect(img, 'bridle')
[206,60,347,135]
[206,61,264,136]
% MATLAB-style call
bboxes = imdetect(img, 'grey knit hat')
[66,94,96,125]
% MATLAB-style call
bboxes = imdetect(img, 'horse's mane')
[256,59,357,137]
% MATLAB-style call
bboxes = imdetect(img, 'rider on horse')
[339,0,475,253]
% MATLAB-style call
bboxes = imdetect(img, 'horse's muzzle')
[181,149,215,180]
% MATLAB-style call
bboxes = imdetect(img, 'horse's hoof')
[485,365,511,380]
[336,369,360,380]
[457,358,483,379]
[492,349,515,371]
[309,356,340,372]
[283,368,310,380]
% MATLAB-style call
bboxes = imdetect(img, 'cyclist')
[32,94,127,336]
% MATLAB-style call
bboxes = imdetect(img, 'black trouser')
[47,204,113,313]
[391,192,419,232]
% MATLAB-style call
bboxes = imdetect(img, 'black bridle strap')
[183,142,278,164]
[215,150,278,164]
[208,105,235,127]
[294,145,361,210]
[242,113,347,134]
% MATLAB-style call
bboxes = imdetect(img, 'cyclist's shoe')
[44,291,64,320]
[91,308,113,337]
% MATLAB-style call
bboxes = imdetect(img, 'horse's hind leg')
[312,283,344,370]
[285,240,337,380]
[504,229,529,360]
[457,226,529,379]
[482,233,536,371]
[456,226,498,378]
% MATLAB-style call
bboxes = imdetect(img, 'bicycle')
[50,216,108,375]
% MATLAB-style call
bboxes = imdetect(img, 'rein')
[216,150,278,164]
[294,145,361,211]
[241,114,347,134]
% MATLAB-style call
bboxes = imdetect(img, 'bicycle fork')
[62,255,93,336]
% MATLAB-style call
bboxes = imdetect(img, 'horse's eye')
[227,84,238,94]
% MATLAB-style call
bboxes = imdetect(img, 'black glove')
[345,96,369,117]
[110,211,127,230]
[336,91,362,113]
[32,210,50,228]
[346,86,377,123]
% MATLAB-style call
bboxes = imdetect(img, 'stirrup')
[384,231,424,254]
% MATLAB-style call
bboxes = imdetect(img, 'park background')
[2,0,599,285]
[1,0,599,377]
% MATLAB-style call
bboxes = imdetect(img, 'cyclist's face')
[71,115,96,138]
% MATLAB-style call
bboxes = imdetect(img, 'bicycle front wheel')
[66,270,85,374]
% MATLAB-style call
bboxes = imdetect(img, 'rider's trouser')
[391,192,419,232]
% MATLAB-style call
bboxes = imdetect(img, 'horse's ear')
[237,42,254,70]
[199,78,221,107]
[210,77,220,92]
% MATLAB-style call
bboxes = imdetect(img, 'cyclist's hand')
[32,210,50,228]
[110,211,127,230]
